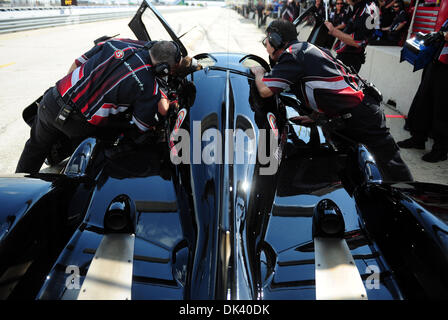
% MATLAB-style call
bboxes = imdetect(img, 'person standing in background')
[329,0,349,30]
[397,19,448,163]
[325,0,379,72]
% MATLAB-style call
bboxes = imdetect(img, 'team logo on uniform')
[267,112,278,138]
[114,49,124,59]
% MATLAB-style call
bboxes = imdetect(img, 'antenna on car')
[179,26,197,39]
[323,0,329,21]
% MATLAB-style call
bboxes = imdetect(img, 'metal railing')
[0,7,138,34]
[0,5,206,34]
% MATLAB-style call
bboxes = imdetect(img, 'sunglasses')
[393,5,400,7]
[336,2,343,4]
[262,36,268,47]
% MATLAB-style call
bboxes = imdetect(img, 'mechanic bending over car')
[250,19,413,182]
[16,39,185,174]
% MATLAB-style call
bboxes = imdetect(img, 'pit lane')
[0,6,446,184]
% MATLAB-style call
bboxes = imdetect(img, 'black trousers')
[256,10,263,27]
[338,95,414,182]
[336,51,366,73]
[406,61,448,152]
[16,88,97,173]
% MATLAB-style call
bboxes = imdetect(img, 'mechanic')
[251,19,413,181]
[16,39,182,174]
[378,0,397,28]
[256,0,266,27]
[329,0,349,30]
[370,1,408,46]
[313,0,327,21]
[322,0,349,48]
[397,19,448,163]
[325,0,379,72]
[281,0,300,22]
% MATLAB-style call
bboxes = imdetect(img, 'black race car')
[0,1,448,300]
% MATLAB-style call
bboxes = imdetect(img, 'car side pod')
[77,195,136,300]
[312,199,368,300]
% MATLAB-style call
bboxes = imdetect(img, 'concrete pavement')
[384,103,448,185]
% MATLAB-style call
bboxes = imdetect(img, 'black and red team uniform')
[16,38,166,173]
[333,0,378,72]
[262,40,413,182]
[329,9,348,29]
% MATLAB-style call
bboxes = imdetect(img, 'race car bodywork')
[0,1,448,300]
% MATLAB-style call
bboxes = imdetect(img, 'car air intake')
[312,199,345,238]
[104,195,136,234]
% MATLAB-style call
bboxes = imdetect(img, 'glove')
[178,81,197,108]
[169,100,179,114]
[423,31,444,46]
[173,56,203,78]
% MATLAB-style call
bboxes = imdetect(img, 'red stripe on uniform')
[57,73,73,97]
[73,57,114,104]
[334,86,365,102]
[87,115,107,125]
[386,115,406,118]
[86,64,151,111]
[262,77,292,84]
[317,47,348,77]
[438,43,448,64]
[73,48,135,104]
[304,75,345,82]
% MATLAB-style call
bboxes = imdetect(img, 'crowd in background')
[311,0,410,46]
[243,0,411,46]
[247,0,304,26]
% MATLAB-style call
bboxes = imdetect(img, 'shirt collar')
[278,40,300,59]
[285,39,299,48]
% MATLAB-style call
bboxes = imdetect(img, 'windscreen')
[295,10,317,43]
[140,5,177,43]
